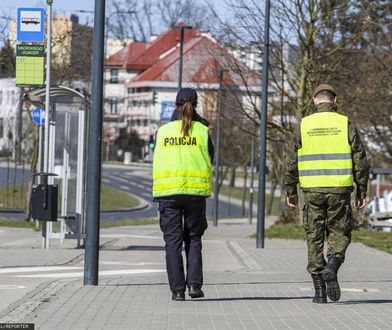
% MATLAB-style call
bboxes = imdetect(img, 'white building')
[0,78,21,157]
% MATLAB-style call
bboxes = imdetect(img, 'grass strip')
[0,184,139,211]
[0,217,37,229]
[100,185,139,210]
[259,223,392,254]
[0,217,158,230]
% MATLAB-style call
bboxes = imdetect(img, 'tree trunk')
[24,125,39,221]
[229,166,236,187]
[241,164,248,216]
[267,176,277,215]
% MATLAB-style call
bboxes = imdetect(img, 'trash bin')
[31,173,58,222]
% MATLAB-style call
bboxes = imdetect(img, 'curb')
[0,203,150,215]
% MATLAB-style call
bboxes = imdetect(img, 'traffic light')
[148,134,155,150]
[152,91,158,105]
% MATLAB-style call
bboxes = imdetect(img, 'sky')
[1,0,95,23]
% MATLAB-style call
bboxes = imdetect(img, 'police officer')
[285,84,368,303]
[152,88,214,301]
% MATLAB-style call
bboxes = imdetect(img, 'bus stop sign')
[17,8,45,42]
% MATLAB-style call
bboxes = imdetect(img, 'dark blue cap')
[176,88,198,105]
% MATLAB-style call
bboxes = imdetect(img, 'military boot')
[311,274,327,303]
[322,257,342,302]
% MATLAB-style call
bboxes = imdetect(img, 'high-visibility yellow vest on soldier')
[298,112,353,188]
[153,120,212,197]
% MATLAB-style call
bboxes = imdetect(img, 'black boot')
[311,274,327,303]
[322,257,342,302]
[188,285,204,299]
[172,291,185,301]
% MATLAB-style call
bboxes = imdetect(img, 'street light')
[213,69,225,227]
[256,0,271,249]
[173,24,193,89]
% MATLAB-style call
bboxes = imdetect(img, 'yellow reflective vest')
[152,120,212,197]
[298,112,353,188]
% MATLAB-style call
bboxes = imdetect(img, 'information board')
[160,101,175,120]
[16,44,45,87]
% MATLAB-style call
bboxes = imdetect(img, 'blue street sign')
[32,107,45,125]
[17,8,45,42]
[160,101,175,120]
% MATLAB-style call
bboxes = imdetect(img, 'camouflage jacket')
[284,103,369,198]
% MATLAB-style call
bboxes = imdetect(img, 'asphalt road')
[0,164,246,221]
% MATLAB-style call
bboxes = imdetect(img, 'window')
[109,98,118,114]
[110,69,119,84]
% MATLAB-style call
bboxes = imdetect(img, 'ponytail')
[180,101,193,136]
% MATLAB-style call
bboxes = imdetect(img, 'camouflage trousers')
[303,192,353,274]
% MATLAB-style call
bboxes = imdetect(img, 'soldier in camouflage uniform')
[285,84,368,303]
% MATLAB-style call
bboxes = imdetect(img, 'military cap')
[313,84,337,97]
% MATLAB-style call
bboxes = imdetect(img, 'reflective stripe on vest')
[152,120,212,197]
[298,112,353,187]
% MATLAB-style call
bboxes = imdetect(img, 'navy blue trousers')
[158,195,207,293]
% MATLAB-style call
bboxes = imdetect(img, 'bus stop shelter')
[25,86,90,247]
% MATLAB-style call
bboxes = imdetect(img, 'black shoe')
[172,291,185,301]
[188,285,204,299]
[322,257,342,302]
[311,274,327,304]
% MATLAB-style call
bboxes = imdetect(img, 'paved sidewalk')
[0,218,392,329]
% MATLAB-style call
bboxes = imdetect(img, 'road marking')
[120,185,130,190]
[230,241,261,270]
[104,175,129,184]
[0,266,83,274]
[0,285,26,289]
[102,178,110,183]
[15,269,166,278]
[100,234,161,239]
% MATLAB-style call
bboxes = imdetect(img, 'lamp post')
[256,0,271,249]
[213,69,225,227]
[84,0,106,286]
[173,25,193,89]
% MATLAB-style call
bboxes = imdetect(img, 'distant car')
[22,18,40,25]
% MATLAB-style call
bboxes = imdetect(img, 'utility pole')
[256,0,271,249]
[213,69,224,227]
[173,25,192,89]
[84,0,106,286]
[42,0,53,249]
